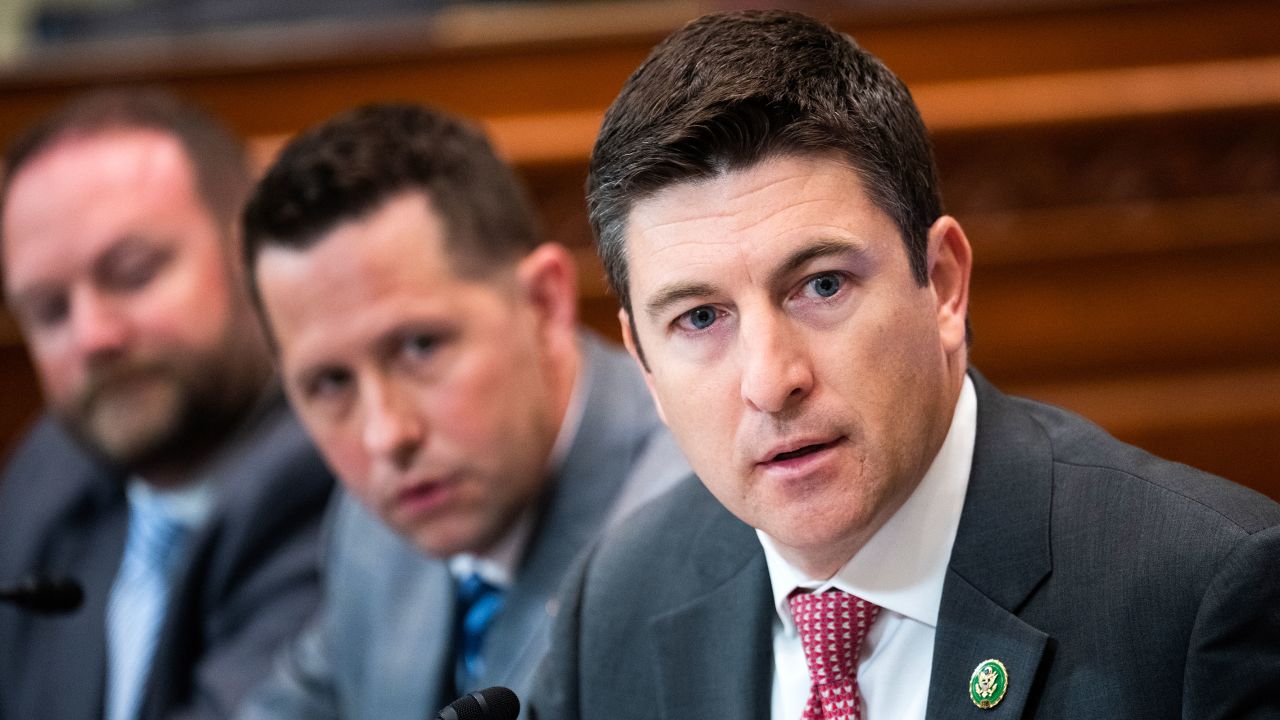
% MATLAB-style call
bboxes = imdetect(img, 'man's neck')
[548,340,583,449]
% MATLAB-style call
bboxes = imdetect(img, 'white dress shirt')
[125,475,217,528]
[759,375,977,720]
[105,476,215,720]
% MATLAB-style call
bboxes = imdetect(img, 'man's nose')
[739,312,814,414]
[69,287,129,362]
[361,376,425,468]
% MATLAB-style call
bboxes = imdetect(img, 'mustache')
[73,360,171,414]
[738,415,853,460]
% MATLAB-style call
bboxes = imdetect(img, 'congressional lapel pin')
[969,659,1008,709]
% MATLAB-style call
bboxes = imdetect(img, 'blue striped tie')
[453,572,505,694]
[105,495,191,720]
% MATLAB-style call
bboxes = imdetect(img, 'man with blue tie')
[0,89,334,720]
[235,102,689,719]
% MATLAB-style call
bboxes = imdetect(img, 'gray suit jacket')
[533,371,1280,719]
[239,333,690,720]
[0,390,335,720]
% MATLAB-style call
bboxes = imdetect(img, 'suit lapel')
[143,392,322,718]
[376,557,456,717]
[0,419,124,719]
[927,372,1054,719]
[41,482,127,720]
[927,571,1048,719]
[651,493,773,720]
[485,572,554,695]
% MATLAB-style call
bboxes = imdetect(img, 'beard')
[56,343,265,475]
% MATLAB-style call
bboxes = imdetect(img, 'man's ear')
[926,215,972,355]
[619,307,667,425]
[516,242,579,351]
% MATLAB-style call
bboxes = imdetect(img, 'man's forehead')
[3,129,200,241]
[627,153,872,232]
[306,192,455,280]
[255,193,503,337]
[20,128,192,189]
[623,156,885,283]
[2,129,202,284]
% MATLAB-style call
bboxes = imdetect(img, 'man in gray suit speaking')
[532,10,1280,720]
[235,103,689,719]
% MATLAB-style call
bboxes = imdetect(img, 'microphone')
[434,686,520,720]
[0,576,84,614]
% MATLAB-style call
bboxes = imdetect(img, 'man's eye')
[22,294,70,329]
[402,333,438,358]
[677,305,719,331]
[101,247,170,291]
[306,369,352,400]
[807,273,843,299]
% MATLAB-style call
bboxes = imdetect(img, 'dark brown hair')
[589,10,943,318]
[241,102,541,290]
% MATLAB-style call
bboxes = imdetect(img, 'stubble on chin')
[61,364,186,468]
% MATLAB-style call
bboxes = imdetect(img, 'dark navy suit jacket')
[534,371,1280,719]
[0,391,334,720]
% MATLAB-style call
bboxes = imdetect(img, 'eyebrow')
[767,238,869,291]
[644,281,720,321]
[642,239,871,321]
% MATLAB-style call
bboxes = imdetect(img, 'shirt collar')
[758,375,977,633]
[448,506,538,590]
[125,474,218,532]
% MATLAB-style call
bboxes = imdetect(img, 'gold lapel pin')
[969,659,1008,709]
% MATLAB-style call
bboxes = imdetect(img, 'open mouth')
[394,476,456,516]
[770,439,839,463]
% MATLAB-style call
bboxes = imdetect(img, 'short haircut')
[1,87,250,239]
[590,9,943,315]
[241,102,541,289]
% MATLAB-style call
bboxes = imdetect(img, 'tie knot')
[126,498,191,574]
[787,589,879,688]
[456,572,502,608]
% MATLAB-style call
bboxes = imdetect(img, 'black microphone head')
[30,577,84,613]
[0,576,84,614]
[435,686,519,720]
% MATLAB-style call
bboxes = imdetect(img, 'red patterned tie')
[788,590,880,720]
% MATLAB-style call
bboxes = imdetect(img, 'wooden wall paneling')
[841,0,1280,82]
[1,0,1278,499]
[969,243,1280,380]
[0,347,39,460]
[3,0,1280,143]
[1003,368,1280,498]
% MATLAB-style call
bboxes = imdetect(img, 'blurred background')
[2,0,1278,499]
